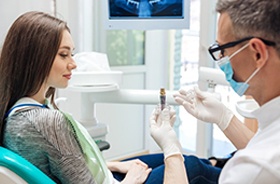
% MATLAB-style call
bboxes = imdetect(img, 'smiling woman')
[0,11,154,184]
[47,30,76,90]
[0,11,70,119]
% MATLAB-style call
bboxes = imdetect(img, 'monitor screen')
[103,0,190,30]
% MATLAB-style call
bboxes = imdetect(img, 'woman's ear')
[249,38,269,68]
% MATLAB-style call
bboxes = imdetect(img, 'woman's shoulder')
[6,108,72,136]
[8,107,63,123]
[5,108,80,153]
[26,108,65,122]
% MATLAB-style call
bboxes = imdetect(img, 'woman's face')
[47,30,76,89]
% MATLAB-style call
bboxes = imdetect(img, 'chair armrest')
[95,140,110,151]
[0,147,55,184]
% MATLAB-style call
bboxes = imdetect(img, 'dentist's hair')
[216,0,280,56]
[0,11,70,144]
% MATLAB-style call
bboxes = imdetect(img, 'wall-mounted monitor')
[103,0,190,30]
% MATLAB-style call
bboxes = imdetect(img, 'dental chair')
[0,141,109,184]
[0,146,55,184]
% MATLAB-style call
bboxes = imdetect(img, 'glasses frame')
[208,36,276,61]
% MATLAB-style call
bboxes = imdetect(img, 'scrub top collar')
[251,96,280,131]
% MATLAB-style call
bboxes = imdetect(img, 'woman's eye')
[60,53,68,58]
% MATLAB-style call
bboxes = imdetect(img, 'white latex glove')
[173,86,234,131]
[150,106,183,159]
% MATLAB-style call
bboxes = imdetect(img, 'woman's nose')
[68,59,77,70]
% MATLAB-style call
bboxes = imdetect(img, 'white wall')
[0,0,53,46]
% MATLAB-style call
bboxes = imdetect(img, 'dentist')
[151,0,280,183]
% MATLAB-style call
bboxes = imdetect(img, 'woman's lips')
[63,74,72,79]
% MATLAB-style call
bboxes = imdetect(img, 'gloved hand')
[150,106,183,159]
[173,86,234,131]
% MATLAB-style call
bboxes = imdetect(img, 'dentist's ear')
[257,50,269,69]
[265,50,269,61]
[249,38,269,68]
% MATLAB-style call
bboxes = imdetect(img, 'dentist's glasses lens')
[209,44,225,60]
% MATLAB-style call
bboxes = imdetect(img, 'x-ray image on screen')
[109,0,183,18]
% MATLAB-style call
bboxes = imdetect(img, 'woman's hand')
[121,162,152,184]
[107,159,149,174]
[107,159,151,184]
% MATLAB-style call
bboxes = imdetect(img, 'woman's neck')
[29,85,48,104]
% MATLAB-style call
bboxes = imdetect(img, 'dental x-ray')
[109,0,183,18]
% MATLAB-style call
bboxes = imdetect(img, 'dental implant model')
[159,88,166,110]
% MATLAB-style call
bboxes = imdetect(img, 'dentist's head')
[209,0,280,105]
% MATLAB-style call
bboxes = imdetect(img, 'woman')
[0,11,222,184]
[0,11,152,184]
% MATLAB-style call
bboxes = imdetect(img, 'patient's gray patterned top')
[3,108,96,184]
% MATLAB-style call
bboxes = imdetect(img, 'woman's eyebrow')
[59,46,75,51]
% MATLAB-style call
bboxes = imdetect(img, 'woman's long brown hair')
[0,11,70,145]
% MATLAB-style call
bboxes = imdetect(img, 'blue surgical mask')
[217,43,261,96]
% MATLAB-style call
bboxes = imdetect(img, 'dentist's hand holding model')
[150,107,181,159]
[173,86,234,131]
[150,106,188,184]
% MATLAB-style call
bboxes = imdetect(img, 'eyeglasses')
[208,36,276,61]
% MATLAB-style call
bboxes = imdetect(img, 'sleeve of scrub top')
[219,153,280,184]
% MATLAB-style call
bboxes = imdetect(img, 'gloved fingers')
[181,100,198,117]
[174,95,196,108]
[151,108,166,127]
[170,114,176,127]
[151,107,162,120]
[149,116,156,126]
[161,107,172,121]
[169,107,176,117]
[174,88,196,103]
[150,109,157,119]
[194,86,208,99]
[174,95,196,116]
[178,86,195,94]
[149,119,161,140]
[178,88,188,95]
[173,95,184,105]
[151,105,176,126]
[149,109,158,126]
[154,106,161,116]
[149,119,157,134]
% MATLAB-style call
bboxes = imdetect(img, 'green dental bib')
[62,112,110,184]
